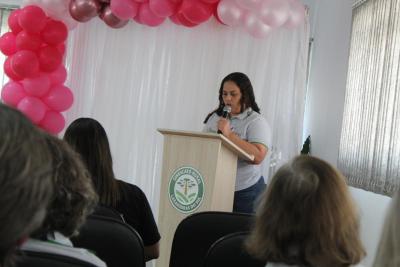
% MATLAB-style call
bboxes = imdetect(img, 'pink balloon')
[16,31,42,51]
[149,0,177,18]
[18,5,47,33]
[17,96,47,123]
[11,50,40,78]
[259,0,290,27]
[8,9,22,34]
[217,0,243,26]
[137,3,166,26]
[201,0,219,3]
[22,73,51,97]
[244,13,272,38]
[180,0,214,24]
[38,46,63,72]
[4,57,23,81]
[284,0,305,29]
[39,110,65,134]
[169,13,181,25]
[110,0,139,20]
[0,32,17,56]
[43,85,74,112]
[49,65,67,85]
[235,0,261,10]
[41,20,69,46]
[1,81,26,107]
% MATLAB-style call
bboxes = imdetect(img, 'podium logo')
[168,166,204,214]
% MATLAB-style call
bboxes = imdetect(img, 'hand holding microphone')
[218,105,231,134]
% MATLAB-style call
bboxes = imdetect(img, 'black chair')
[16,250,98,267]
[169,211,254,267]
[71,215,145,267]
[92,205,125,222]
[204,232,265,267]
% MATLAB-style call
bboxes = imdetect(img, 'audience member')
[246,155,366,267]
[64,118,160,261]
[0,104,53,267]
[372,190,400,267]
[21,135,105,267]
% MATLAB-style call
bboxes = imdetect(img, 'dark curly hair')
[37,136,98,238]
[204,72,260,123]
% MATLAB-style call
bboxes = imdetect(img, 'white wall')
[302,1,392,267]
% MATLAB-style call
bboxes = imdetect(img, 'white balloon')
[284,0,306,29]
[243,12,272,38]
[235,0,262,11]
[217,0,243,27]
[258,0,290,28]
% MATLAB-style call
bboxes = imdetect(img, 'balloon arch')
[0,0,305,134]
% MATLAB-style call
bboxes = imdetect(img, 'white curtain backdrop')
[64,17,309,219]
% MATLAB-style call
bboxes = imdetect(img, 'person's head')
[38,135,98,238]
[0,104,53,266]
[218,72,260,115]
[373,190,400,267]
[63,118,119,206]
[246,155,365,267]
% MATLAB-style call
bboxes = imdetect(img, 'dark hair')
[246,155,365,267]
[63,118,120,207]
[203,72,260,123]
[0,104,53,267]
[39,136,98,237]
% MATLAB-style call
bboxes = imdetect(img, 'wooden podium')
[156,129,254,267]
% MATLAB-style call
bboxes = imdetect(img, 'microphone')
[218,105,231,134]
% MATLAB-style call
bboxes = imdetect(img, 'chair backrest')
[16,250,98,267]
[92,205,125,222]
[204,232,265,267]
[71,215,145,267]
[169,211,254,267]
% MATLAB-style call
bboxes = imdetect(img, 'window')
[338,0,400,195]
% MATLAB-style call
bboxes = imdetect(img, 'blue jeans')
[233,177,266,214]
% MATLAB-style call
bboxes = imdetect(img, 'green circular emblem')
[168,166,205,214]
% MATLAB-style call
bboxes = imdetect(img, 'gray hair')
[0,104,53,266]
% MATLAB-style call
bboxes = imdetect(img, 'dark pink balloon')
[39,111,65,134]
[1,81,26,107]
[22,73,51,97]
[137,3,166,26]
[100,6,129,28]
[41,20,68,46]
[43,85,74,112]
[49,65,67,85]
[69,0,101,22]
[8,9,22,34]
[17,96,47,123]
[38,46,62,72]
[149,0,177,18]
[4,57,23,81]
[0,32,17,56]
[16,31,42,51]
[180,0,213,24]
[18,5,47,33]
[11,50,40,78]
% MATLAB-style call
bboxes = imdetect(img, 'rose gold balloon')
[100,6,129,28]
[69,0,101,22]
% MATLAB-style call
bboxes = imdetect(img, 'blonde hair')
[0,104,53,266]
[373,191,400,267]
[246,155,365,267]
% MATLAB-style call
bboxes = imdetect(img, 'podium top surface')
[157,128,254,161]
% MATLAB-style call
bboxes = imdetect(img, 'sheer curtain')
[64,17,309,216]
[338,0,400,196]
